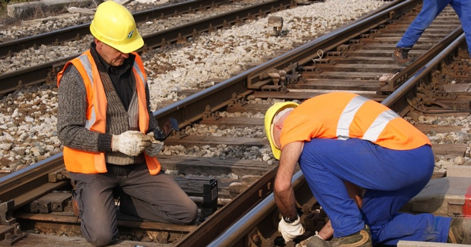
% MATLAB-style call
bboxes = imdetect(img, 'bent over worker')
[264,92,470,246]
[56,2,197,246]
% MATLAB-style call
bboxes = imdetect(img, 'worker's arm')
[274,141,304,218]
[275,141,305,242]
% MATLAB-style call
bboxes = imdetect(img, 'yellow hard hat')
[90,1,143,53]
[264,102,299,160]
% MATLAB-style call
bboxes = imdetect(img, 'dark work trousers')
[299,138,451,246]
[69,163,198,247]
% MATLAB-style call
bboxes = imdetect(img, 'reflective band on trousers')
[336,95,399,141]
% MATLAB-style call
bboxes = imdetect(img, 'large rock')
[7,0,94,19]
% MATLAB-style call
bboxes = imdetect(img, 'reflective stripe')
[78,55,93,86]
[336,95,399,142]
[336,95,369,140]
[78,54,97,130]
[133,62,145,86]
[363,109,399,142]
[85,107,97,130]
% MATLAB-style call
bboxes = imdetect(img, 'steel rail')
[206,170,305,247]
[151,0,417,128]
[381,26,464,93]
[383,33,467,113]
[0,0,231,58]
[245,0,418,89]
[0,153,66,209]
[142,0,296,50]
[176,166,278,246]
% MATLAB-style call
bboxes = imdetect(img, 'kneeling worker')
[57,1,197,246]
[264,91,470,246]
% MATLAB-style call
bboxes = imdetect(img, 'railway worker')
[56,1,197,246]
[264,91,471,246]
[393,0,471,66]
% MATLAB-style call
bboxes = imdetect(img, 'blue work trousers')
[299,138,452,245]
[397,0,471,56]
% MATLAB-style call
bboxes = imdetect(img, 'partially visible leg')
[360,144,434,226]
[371,212,451,245]
[357,144,452,245]
[450,0,471,56]
[69,172,119,247]
[299,138,439,245]
[316,181,363,241]
[394,0,450,65]
[396,0,447,48]
[362,181,451,245]
[119,164,198,224]
[299,138,383,238]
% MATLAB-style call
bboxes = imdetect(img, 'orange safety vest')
[281,92,431,150]
[57,50,161,175]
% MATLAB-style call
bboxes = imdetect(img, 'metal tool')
[153,118,179,141]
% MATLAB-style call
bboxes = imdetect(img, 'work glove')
[111,131,153,156]
[278,216,305,243]
[145,132,164,157]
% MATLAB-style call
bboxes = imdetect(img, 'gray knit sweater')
[57,48,158,165]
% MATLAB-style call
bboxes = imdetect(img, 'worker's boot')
[392,47,411,66]
[331,225,372,247]
[304,235,331,247]
[448,217,471,244]
[304,225,372,247]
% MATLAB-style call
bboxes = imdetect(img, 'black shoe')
[448,217,471,244]
[392,47,411,66]
[330,225,372,247]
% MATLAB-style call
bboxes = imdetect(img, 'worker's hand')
[278,216,305,243]
[145,132,164,157]
[111,131,153,156]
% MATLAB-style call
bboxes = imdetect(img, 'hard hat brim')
[112,34,144,54]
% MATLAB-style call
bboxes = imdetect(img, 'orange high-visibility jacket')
[57,50,161,175]
[281,92,431,150]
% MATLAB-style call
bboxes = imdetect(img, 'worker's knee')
[84,229,115,247]
[86,235,114,247]
[175,200,198,224]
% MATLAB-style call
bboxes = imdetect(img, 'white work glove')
[111,131,153,156]
[278,216,305,243]
[145,132,164,157]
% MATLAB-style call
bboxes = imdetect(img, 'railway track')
[0,0,470,246]
[0,0,231,56]
[0,0,300,95]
